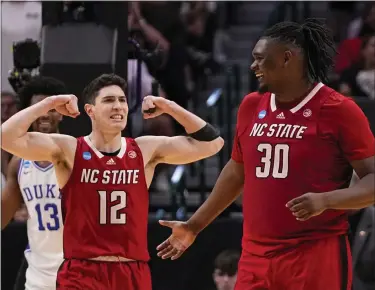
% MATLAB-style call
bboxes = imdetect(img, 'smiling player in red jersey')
[156,19,375,290]
[1,74,224,289]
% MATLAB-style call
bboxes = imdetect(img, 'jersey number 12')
[98,190,127,225]
[256,143,290,178]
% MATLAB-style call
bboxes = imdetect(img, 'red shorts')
[235,235,352,290]
[56,259,152,290]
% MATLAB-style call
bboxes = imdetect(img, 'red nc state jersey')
[61,136,150,261]
[232,83,375,257]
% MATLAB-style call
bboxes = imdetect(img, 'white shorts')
[25,265,57,290]
[24,252,61,290]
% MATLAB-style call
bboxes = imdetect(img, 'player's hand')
[49,94,80,118]
[156,220,197,260]
[286,192,327,221]
[142,96,172,119]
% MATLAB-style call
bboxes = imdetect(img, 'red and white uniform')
[57,136,151,290]
[232,83,375,290]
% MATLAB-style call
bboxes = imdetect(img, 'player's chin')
[258,83,269,94]
[37,125,53,133]
[109,120,127,131]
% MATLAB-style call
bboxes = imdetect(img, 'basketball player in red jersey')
[157,19,375,290]
[1,74,224,289]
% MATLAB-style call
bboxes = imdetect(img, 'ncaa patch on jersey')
[258,110,267,119]
[83,152,92,160]
[23,160,31,168]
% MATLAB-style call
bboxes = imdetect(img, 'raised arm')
[1,156,23,229]
[1,95,79,162]
[136,96,224,165]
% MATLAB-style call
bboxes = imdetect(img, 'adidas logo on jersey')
[106,158,116,165]
[276,112,285,119]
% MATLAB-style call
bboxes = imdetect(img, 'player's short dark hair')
[82,74,127,105]
[18,76,68,110]
[263,18,337,83]
[214,249,240,276]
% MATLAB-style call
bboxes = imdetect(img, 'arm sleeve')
[337,99,375,161]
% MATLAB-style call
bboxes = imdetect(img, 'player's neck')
[273,80,314,103]
[88,131,122,153]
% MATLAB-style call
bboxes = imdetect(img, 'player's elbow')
[205,136,225,157]
[213,136,225,153]
[1,132,28,156]
[0,124,13,150]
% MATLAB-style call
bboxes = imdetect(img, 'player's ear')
[283,50,293,67]
[84,103,94,118]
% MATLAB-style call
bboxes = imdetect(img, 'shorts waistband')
[88,256,135,262]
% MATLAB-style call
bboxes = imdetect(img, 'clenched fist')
[142,95,172,119]
[49,94,80,118]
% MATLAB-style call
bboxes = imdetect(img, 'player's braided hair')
[263,18,337,83]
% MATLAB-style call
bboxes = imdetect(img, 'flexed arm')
[136,96,224,165]
[1,95,79,162]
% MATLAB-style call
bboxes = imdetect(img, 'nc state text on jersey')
[81,169,140,184]
[250,123,308,139]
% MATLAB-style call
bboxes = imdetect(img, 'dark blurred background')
[1,1,374,290]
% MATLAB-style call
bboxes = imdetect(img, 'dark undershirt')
[99,149,120,156]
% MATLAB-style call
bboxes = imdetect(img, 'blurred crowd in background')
[1,1,374,290]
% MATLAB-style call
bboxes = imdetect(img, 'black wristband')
[188,123,220,141]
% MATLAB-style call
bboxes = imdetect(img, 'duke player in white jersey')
[1,77,68,290]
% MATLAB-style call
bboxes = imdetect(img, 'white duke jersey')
[18,159,63,290]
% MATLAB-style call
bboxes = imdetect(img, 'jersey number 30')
[98,190,127,225]
[256,144,289,178]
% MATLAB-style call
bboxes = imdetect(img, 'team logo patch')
[23,161,31,169]
[303,109,312,118]
[128,150,137,159]
[83,151,92,160]
[258,110,266,119]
